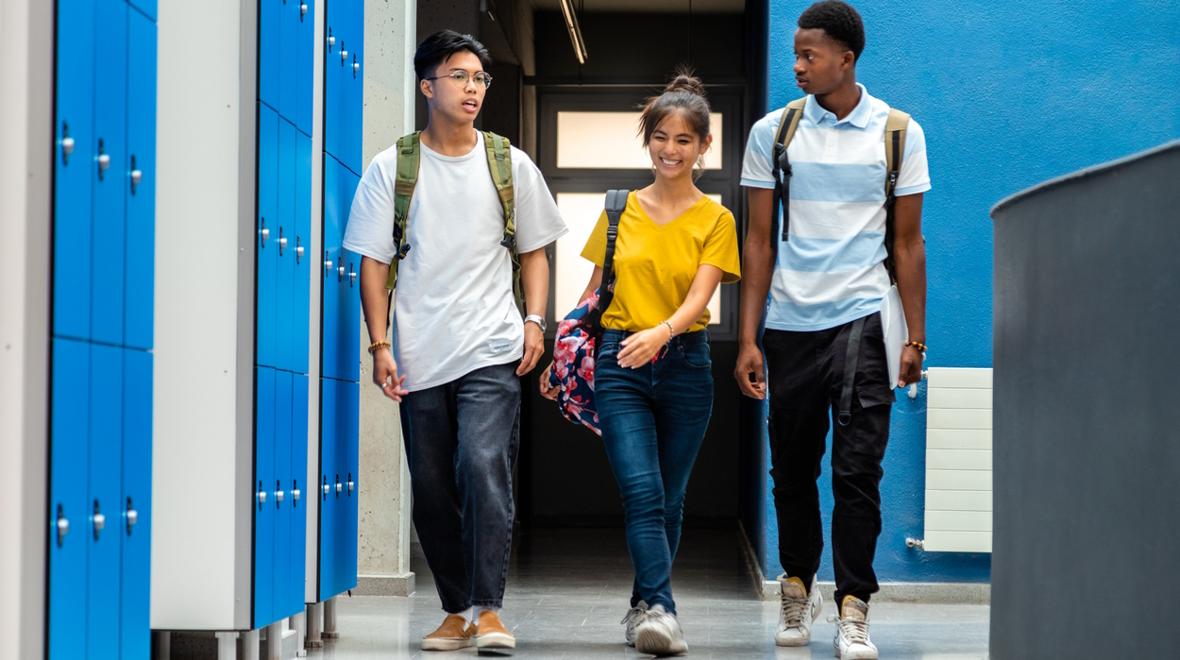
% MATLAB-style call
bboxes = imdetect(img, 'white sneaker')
[776,575,823,647]
[634,604,688,656]
[621,600,648,647]
[832,597,878,660]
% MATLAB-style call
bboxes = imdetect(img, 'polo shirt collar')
[804,83,874,128]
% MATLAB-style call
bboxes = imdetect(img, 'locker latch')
[353,54,360,79]
[347,473,355,495]
[130,154,143,195]
[279,227,287,256]
[275,479,285,508]
[55,504,69,547]
[260,218,270,248]
[60,122,75,164]
[292,480,301,507]
[125,496,139,536]
[96,138,110,181]
[326,29,335,53]
[92,500,106,540]
[322,475,330,499]
[257,481,268,507]
[296,236,304,263]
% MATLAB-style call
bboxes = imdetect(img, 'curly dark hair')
[639,68,711,146]
[798,1,865,61]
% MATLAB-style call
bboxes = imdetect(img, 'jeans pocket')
[679,342,712,369]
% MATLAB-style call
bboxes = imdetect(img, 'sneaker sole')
[636,628,687,656]
[421,639,474,652]
[476,632,517,650]
[833,640,878,660]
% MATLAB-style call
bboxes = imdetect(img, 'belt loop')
[837,316,867,427]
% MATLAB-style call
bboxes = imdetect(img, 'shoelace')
[780,594,811,627]
[620,605,646,627]
[828,615,870,645]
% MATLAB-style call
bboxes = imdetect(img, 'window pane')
[556,112,723,170]
[554,193,723,326]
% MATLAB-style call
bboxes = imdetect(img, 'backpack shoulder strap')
[883,109,910,200]
[773,97,808,149]
[482,131,524,310]
[771,98,807,242]
[587,189,629,332]
[386,131,421,290]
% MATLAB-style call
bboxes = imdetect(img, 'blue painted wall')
[756,0,1180,582]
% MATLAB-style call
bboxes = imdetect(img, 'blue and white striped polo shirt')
[741,84,931,332]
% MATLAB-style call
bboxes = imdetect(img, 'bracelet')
[904,340,928,352]
[367,340,391,355]
[661,321,675,340]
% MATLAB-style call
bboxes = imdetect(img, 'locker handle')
[130,154,142,194]
[258,481,267,506]
[55,504,69,547]
[92,500,106,540]
[347,474,355,495]
[293,480,301,505]
[322,475,330,498]
[125,496,139,535]
[324,251,333,274]
[353,55,360,78]
[60,122,74,163]
[340,48,349,63]
[260,219,270,247]
[96,138,110,180]
[279,227,287,256]
[348,263,357,287]
[296,236,304,263]
[275,479,285,507]
[327,30,335,51]
[337,264,345,282]
[300,2,308,17]
[335,475,342,496]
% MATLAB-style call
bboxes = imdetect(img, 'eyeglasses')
[424,70,493,89]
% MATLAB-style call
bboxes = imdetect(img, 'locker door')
[278,0,297,124]
[276,119,297,371]
[257,106,279,368]
[322,4,344,166]
[321,156,342,380]
[88,343,123,659]
[53,0,96,342]
[259,0,280,112]
[343,0,364,174]
[292,132,312,375]
[91,0,129,346]
[120,349,152,660]
[317,378,336,599]
[128,0,156,22]
[342,380,359,591]
[253,367,276,628]
[294,0,315,134]
[290,375,310,608]
[124,10,156,351]
[48,338,89,660]
[273,371,294,619]
[331,378,349,596]
[336,159,361,382]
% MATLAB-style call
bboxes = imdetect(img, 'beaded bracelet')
[367,340,392,355]
[904,340,928,352]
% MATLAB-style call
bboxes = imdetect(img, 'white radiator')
[921,367,993,553]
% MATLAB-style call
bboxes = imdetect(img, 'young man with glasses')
[343,30,566,652]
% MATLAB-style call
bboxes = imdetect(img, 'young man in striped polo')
[734,2,930,658]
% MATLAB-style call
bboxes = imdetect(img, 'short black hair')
[413,30,492,80]
[798,1,865,61]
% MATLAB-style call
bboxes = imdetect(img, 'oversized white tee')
[343,132,567,391]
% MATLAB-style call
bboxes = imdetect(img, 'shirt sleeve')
[511,148,569,253]
[700,209,742,283]
[579,210,610,267]
[740,114,778,190]
[342,158,397,263]
[894,117,932,197]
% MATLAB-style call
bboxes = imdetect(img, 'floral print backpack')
[545,190,629,435]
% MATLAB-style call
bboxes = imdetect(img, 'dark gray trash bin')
[990,140,1180,659]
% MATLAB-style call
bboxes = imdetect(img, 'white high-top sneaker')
[832,596,879,659]
[621,600,648,647]
[776,575,823,647]
[634,604,688,656]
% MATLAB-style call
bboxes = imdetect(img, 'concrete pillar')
[354,0,418,597]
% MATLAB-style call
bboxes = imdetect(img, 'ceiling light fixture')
[559,0,588,65]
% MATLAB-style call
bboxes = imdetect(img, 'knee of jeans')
[618,477,664,518]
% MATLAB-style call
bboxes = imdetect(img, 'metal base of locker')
[291,612,307,657]
[322,597,339,639]
[153,631,170,658]
[265,622,283,660]
[305,602,323,649]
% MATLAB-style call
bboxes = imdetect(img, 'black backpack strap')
[772,99,807,243]
[587,189,629,332]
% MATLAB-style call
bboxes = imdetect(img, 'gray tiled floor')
[307,528,989,659]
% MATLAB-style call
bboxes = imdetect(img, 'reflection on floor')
[308,527,989,659]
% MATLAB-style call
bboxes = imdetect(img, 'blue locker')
[91,0,129,346]
[343,1,364,174]
[318,378,337,598]
[254,367,276,627]
[321,156,341,380]
[121,349,152,660]
[340,244,360,383]
[278,0,298,126]
[128,0,156,22]
[259,0,280,113]
[292,131,312,374]
[52,0,96,342]
[290,375,309,608]
[322,3,344,170]
[277,119,297,371]
[88,343,123,659]
[294,0,315,134]
[273,371,294,619]
[49,339,90,660]
[257,106,279,368]
[124,10,156,351]
[341,379,359,591]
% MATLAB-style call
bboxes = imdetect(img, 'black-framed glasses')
[424,70,493,89]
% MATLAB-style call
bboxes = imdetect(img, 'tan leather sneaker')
[475,610,516,651]
[421,613,476,652]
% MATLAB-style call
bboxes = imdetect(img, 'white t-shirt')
[343,132,567,391]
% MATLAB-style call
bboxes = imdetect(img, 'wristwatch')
[524,314,547,333]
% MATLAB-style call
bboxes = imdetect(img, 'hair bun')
[665,70,706,98]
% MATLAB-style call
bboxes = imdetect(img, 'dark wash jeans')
[399,361,521,612]
[763,312,894,607]
[596,329,714,614]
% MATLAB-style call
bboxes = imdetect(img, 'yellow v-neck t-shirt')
[580,191,741,333]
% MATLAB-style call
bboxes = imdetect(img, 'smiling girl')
[542,71,740,655]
